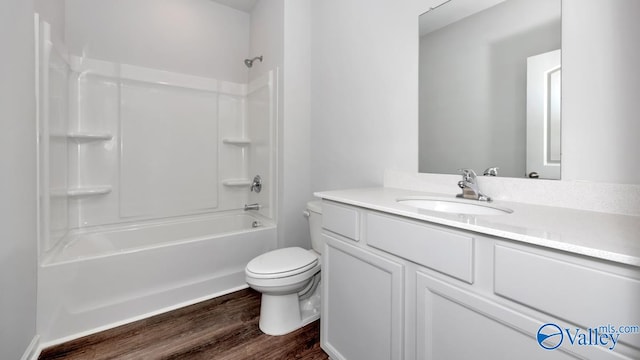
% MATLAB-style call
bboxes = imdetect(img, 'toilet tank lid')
[307,200,322,214]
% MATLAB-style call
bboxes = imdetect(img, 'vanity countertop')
[314,187,640,267]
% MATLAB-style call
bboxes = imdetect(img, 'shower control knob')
[250,175,262,193]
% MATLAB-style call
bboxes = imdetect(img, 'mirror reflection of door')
[526,49,561,179]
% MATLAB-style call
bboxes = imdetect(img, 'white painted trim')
[20,335,40,360]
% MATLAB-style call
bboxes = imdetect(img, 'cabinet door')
[322,234,404,360]
[415,272,580,360]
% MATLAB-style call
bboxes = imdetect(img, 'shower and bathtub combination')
[35,5,277,344]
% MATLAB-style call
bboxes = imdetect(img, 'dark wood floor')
[39,288,329,360]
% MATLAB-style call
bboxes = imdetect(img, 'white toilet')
[245,200,323,335]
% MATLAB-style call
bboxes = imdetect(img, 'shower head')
[244,56,263,68]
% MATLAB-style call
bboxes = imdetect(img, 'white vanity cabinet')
[320,200,640,360]
[321,202,404,360]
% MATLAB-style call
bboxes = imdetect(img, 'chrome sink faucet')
[456,168,492,202]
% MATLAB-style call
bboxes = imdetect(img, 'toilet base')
[258,285,321,336]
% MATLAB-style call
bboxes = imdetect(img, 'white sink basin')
[396,197,513,216]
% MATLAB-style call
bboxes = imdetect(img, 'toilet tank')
[306,201,323,254]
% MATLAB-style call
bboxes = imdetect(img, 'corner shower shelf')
[51,132,113,142]
[222,138,251,146]
[222,179,252,187]
[67,132,113,142]
[66,186,112,197]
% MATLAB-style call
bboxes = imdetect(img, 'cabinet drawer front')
[322,201,360,241]
[367,212,474,283]
[495,245,640,349]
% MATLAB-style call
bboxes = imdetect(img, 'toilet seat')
[246,247,319,279]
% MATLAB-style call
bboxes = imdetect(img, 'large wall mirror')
[419,0,561,179]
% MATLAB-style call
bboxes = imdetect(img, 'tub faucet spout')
[244,203,261,211]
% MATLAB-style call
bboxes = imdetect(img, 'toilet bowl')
[245,200,323,336]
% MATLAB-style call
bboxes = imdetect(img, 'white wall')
[65,0,251,83]
[310,0,420,192]
[249,0,284,83]
[311,0,639,192]
[249,0,314,249]
[419,0,561,177]
[34,0,65,46]
[561,0,640,184]
[281,0,312,248]
[0,0,38,359]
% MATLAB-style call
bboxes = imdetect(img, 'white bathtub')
[37,212,277,345]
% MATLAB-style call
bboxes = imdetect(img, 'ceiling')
[210,0,258,13]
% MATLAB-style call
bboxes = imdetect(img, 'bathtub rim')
[41,211,275,267]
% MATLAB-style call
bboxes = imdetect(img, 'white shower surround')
[44,53,275,247]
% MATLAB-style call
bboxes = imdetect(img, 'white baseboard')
[20,335,40,360]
